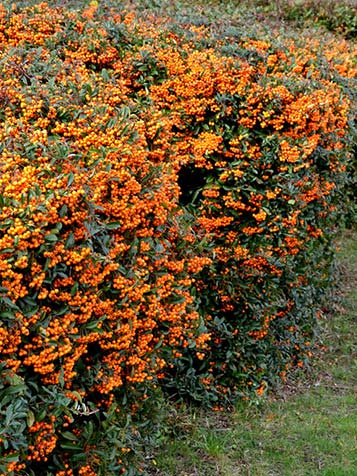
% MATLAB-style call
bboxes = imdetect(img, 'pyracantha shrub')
[0,3,208,474]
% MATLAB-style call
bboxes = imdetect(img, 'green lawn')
[148,231,357,475]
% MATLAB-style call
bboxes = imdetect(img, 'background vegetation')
[149,231,357,476]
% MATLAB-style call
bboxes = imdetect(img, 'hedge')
[0,1,355,474]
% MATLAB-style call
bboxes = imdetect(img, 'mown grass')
[147,230,357,476]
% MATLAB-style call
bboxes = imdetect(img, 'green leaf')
[70,281,79,297]
[70,391,83,403]
[0,454,19,463]
[67,172,74,187]
[0,311,15,319]
[85,320,102,330]
[101,68,110,82]
[27,410,35,428]
[45,234,58,242]
[59,204,68,218]
[61,442,81,450]
[65,232,75,249]
[61,431,79,441]
[0,297,20,311]
[106,222,121,230]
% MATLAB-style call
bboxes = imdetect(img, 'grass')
[147,230,357,476]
